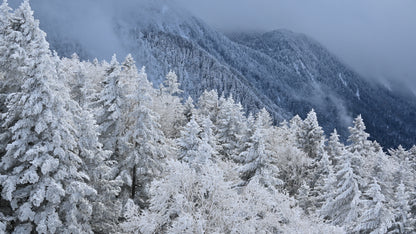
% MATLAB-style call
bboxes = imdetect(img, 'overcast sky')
[10,0,416,94]
[175,0,416,93]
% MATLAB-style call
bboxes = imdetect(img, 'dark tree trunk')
[131,164,136,199]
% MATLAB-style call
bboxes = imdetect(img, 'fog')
[9,0,416,94]
[176,0,416,94]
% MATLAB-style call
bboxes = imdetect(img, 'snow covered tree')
[199,116,219,159]
[239,108,282,188]
[153,70,185,138]
[74,107,122,233]
[255,108,273,130]
[118,67,167,208]
[216,96,248,160]
[161,70,183,96]
[348,114,372,156]
[183,96,195,122]
[60,54,100,110]
[0,2,95,232]
[320,155,362,230]
[0,0,24,92]
[289,114,303,146]
[296,182,312,215]
[310,152,336,212]
[326,129,345,165]
[354,178,393,233]
[410,145,416,171]
[389,145,415,188]
[315,160,336,211]
[0,0,11,70]
[129,159,241,233]
[124,158,342,233]
[95,54,125,158]
[388,182,414,233]
[296,109,325,159]
[197,89,220,123]
[177,116,218,169]
[0,1,11,34]
[270,127,311,196]
[177,118,203,163]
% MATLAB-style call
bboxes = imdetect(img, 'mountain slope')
[28,0,415,148]
[228,30,416,147]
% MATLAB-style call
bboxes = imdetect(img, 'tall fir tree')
[118,67,167,208]
[239,108,282,188]
[326,129,345,165]
[95,54,125,159]
[320,155,362,229]
[354,178,393,233]
[177,118,203,163]
[153,71,185,138]
[348,114,372,155]
[389,182,414,233]
[0,2,95,232]
[0,0,24,92]
[296,109,325,159]
[197,90,220,124]
[216,96,248,160]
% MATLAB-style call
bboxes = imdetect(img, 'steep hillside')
[229,30,416,147]
[28,0,416,148]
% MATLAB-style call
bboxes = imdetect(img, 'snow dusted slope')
[111,0,292,120]
[229,30,416,147]
[27,0,416,148]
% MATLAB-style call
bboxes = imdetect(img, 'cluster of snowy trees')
[0,1,415,233]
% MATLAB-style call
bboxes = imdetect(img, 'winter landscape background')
[0,0,415,233]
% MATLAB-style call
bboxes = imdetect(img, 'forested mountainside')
[27,0,416,149]
[0,2,415,233]
[228,30,416,148]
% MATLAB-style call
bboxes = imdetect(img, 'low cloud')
[9,0,416,93]
[176,0,416,94]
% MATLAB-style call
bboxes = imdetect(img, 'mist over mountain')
[176,0,416,96]
[15,0,416,148]
[1,1,416,233]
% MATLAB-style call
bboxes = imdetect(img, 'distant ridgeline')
[0,1,415,233]
[30,0,416,149]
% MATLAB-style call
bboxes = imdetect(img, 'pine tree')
[95,54,125,159]
[183,96,195,122]
[348,114,372,155]
[199,117,219,159]
[0,0,11,71]
[296,109,325,159]
[161,70,183,96]
[216,96,248,160]
[271,120,311,195]
[0,0,24,91]
[296,181,312,215]
[389,183,413,233]
[153,70,185,138]
[119,67,167,208]
[354,178,393,233]
[75,108,122,233]
[177,118,203,163]
[0,2,95,232]
[132,159,240,234]
[197,89,220,124]
[0,0,12,161]
[239,109,282,188]
[289,114,303,147]
[311,152,335,212]
[0,1,11,34]
[389,145,414,187]
[320,156,362,229]
[326,129,345,165]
